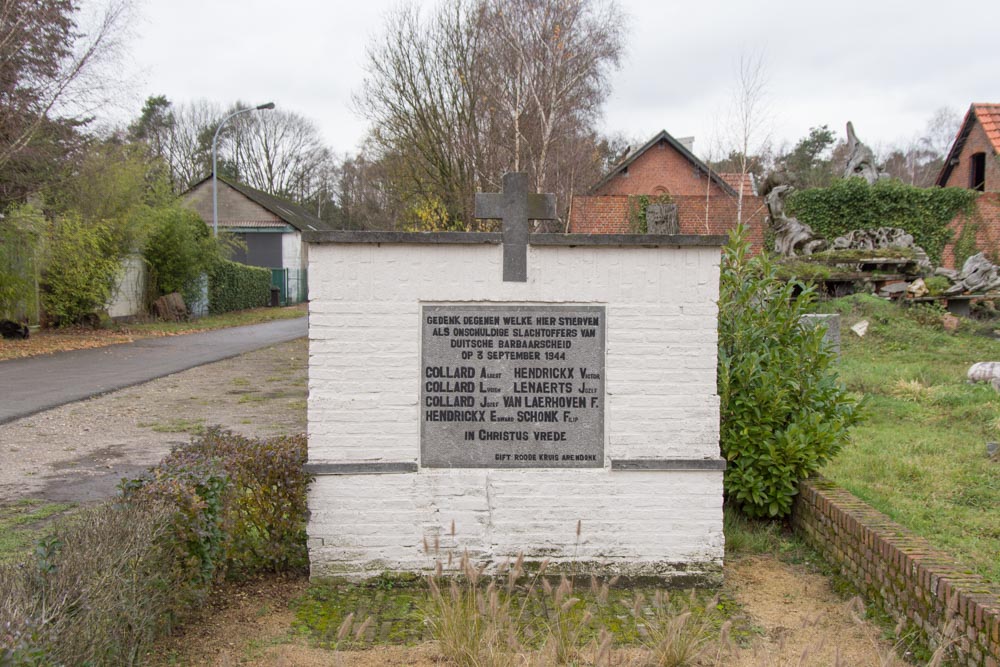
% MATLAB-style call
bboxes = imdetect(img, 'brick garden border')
[792,478,1000,666]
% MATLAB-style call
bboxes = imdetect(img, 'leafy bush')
[785,178,977,263]
[0,204,45,320]
[718,226,863,518]
[124,428,310,577]
[41,214,121,325]
[208,259,270,314]
[143,206,221,306]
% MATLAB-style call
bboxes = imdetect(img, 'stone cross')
[475,172,557,282]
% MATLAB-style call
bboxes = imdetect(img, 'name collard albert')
[421,305,605,468]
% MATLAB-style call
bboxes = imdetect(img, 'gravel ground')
[0,338,307,504]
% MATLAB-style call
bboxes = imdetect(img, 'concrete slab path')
[0,317,307,425]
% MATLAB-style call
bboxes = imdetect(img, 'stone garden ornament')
[765,185,827,257]
[844,121,885,185]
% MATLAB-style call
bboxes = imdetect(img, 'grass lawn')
[0,499,76,562]
[816,295,1000,584]
[125,304,305,335]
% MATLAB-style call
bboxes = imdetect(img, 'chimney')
[677,136,695,153]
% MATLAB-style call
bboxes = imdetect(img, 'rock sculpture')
[832,227,933,272]
[844,122,885,185]
[942,253,1000,295]
[766,185,828,257]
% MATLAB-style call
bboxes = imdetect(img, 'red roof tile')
[973,103,1000,155]
[717,172,757,197]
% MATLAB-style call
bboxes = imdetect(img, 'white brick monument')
[305,173,727,583]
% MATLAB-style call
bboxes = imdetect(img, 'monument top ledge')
[302,230,728,247]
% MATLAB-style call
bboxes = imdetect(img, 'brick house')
[182,176,332,304]
[937,103,1000,268]
[568,130,768,248]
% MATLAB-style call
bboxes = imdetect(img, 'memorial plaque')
[421,305,605,468]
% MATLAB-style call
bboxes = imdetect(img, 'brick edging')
[791,478,1000,666]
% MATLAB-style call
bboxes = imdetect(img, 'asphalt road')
[0,317,307,425]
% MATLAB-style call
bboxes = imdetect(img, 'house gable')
[937,103,1000,192]
[182,178,287,231]
[590,131,737,198]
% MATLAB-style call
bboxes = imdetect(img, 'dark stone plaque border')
[305,461,419,475]
[610,458,727,471]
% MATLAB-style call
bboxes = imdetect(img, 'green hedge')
[207,260,270,314]
[785,178,978,264]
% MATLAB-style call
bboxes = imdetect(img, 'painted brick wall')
[940,122,1000,193]
[569,194,767,252]
[942,193,1000,269]
[307,241,724,579]
[593,141,732,197]
[793,479,1000,666]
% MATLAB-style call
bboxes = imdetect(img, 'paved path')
[0,318,307,424]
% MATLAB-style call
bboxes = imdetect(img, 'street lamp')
[211,102,275,237]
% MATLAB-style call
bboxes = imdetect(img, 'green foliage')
[143,206,220,305]
[775,125,837,189]
[122,428,310,580]
[923,275,950,297]
[785,178,977,263]
[47,141,174,258]
[627,194,673,234]
[718,226,863,518]
[951,221,980,270]
[0,204,45,320]
[817,294,1000,584]
[207,259,271,314]
[41,214,121,325]
[176,428,311,573]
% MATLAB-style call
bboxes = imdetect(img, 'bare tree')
[723,51,771,224]
[354,0,626,229]
[129,96,222,192]
[223,105,333,203]
[0,0,133,174]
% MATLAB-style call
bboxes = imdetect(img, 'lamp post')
[211,102,275,237]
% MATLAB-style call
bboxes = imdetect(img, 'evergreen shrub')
[718,225,863,518]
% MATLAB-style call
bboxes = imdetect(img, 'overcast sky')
[117,0,1000,160]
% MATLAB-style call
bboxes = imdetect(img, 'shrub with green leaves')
[41,214,121,325]
[785,178,977,264]
[718,226,863,518]
[143,206,221,306]
[0,204,45,320]
[123,428,310,578]
[208,259,270,314]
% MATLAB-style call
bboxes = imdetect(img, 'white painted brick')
[307,241,724,578]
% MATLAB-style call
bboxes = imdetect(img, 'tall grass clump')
[718,225,863,518]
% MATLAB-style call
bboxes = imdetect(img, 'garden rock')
[907,278,928,298]
[153,292,187,322]
[943,253,1000,295]
[967,361,1000,384]
[850,320,869,337]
